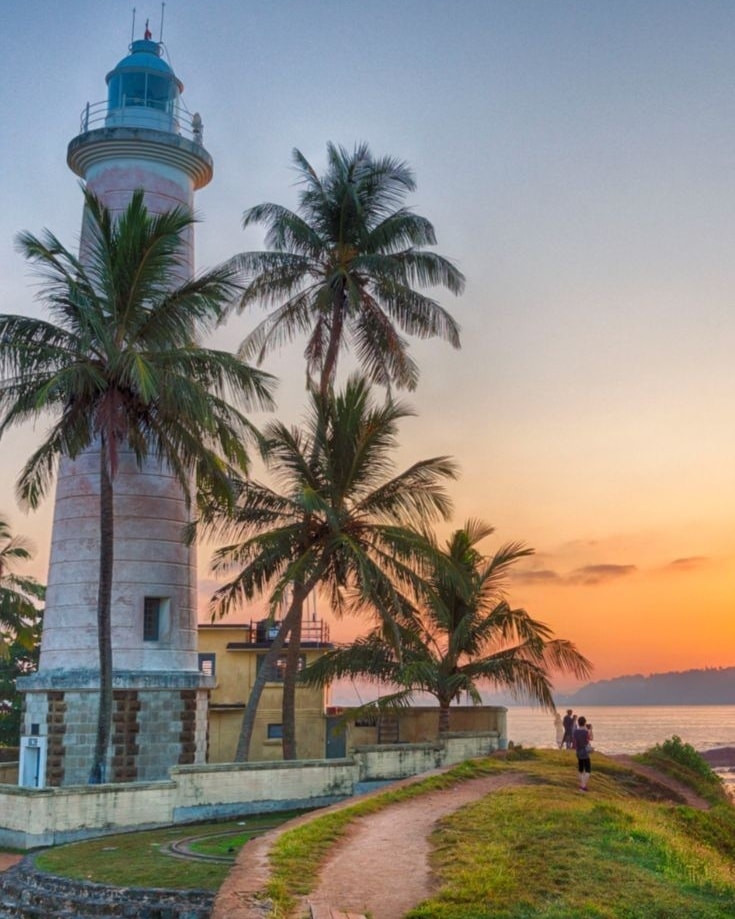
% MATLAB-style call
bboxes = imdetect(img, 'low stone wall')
[0,858,213,918]
[0,731,501,849]
[171,758,356,822]
[0,778,178,849]
[353,732,500,780]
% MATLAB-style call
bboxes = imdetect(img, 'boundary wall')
[0,730,500,849]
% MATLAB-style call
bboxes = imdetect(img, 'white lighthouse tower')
[18,30,214,787]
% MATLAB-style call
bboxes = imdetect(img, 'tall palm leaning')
[303,520,592,734]
[0,515,45,654]
[0,189,275,782]
[234,142,465,396]
[197,374,457,760]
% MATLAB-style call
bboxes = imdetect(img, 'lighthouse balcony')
[78,99,204,144]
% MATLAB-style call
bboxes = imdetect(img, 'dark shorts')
[577,757,591,774]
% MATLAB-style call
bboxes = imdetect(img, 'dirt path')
[611,755,710,810]
[211,771,525,919]
[211,757,712,919]
[306,773,525,919]
[0,854,22,873]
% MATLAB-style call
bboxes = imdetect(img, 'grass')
[12,743,735,916]
[263,746,735,918]
[32,811,307,890]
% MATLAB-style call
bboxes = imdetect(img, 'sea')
[506,704,735,755]
[506,704,735,791]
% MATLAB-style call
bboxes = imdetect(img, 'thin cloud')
[511,568,562,585]
[663,556,710,573]
[512,563,637,587]
[566,564,637,586]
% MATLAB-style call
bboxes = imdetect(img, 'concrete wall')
[346,705,507,747]
[0,728,502,849]
[353,732,499,781]
[18,678,212,786]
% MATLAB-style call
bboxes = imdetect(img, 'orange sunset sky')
[1,1,735,690]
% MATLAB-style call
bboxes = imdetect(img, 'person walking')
[573,715,593,791]
[561,709,576,749]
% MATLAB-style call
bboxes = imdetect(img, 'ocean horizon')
[506,704,735,756]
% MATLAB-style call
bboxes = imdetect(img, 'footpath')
[211,754,712,919]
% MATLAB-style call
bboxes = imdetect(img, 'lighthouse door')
[19,736,46,788]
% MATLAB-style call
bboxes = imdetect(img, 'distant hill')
[331,666,735,709]
[557,666,735,706]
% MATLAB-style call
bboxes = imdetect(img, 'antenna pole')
[131,7,136,43]
[159,1,166,42]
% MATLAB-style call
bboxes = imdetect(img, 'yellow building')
[197,619,333,763]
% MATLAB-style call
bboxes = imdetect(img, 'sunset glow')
[2,1,735,689]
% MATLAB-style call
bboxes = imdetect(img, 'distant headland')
[556,666,735,706]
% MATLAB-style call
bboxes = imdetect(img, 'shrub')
[654,736,717,779]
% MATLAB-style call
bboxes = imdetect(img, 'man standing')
[561,709,576,749]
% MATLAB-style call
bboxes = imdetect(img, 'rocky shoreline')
[701,747,735,769]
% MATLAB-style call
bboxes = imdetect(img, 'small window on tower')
[143,597,163,641]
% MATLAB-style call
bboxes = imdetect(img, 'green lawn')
[31,810,309,890]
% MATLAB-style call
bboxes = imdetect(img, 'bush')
[638,734,727,806]
[654,735,716,779]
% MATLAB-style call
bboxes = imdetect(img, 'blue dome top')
[107,39,181,85]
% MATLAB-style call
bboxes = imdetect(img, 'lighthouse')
[18,32,215,787]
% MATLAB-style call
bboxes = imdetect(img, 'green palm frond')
[2,191,277,509]
[235,142,464,393]
[203,374,453,628]
[0,515,44,652]
[303,518,593,725]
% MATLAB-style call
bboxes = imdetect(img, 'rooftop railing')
[244,618,331,646]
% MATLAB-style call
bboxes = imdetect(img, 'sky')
[1,0,734,688]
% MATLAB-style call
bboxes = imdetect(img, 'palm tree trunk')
[281,582,306,760]
[235,556,328,763]
[89,445,114,783]
[438,701,451,735]
[234,600,300,762]
[319,291,345,397]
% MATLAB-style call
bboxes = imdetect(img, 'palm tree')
[303,520,592,734]
[0,189,276,782]
[0,617,42,747]
[234,142,465,396]
[0,515,44,654]
[198,374,457,760]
